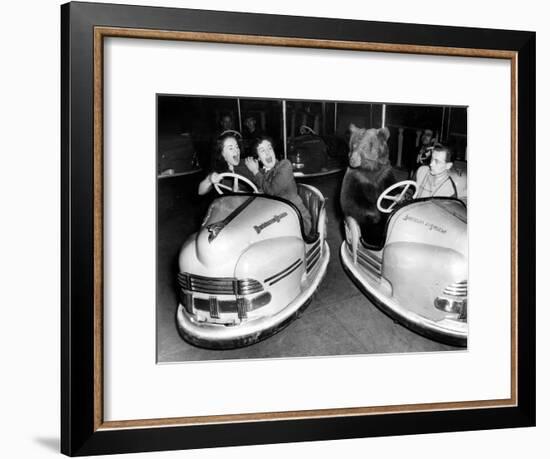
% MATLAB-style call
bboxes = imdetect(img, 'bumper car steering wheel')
[299,125,316,135]
[377,180,418,214]
[213,172,259,194]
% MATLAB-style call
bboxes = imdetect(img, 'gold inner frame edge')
[92,26,518,431]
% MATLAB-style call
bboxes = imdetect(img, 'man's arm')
[267,159,294,195]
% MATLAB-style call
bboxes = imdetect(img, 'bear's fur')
[340,124,396,247]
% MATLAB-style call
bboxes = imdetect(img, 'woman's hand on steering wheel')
[209,172,221,184]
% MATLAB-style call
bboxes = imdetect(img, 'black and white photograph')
[156,95,468,362]
[1,0,539,457]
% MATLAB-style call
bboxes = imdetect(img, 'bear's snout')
[348,151,362,168]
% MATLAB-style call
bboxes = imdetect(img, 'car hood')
[179,195,302,277]
[386,199,467,256]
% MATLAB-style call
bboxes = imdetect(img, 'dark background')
[157,95,467,174]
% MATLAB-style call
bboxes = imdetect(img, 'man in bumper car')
[415,143,458,198]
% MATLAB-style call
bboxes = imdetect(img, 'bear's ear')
[349,123,359,133]
[378,127,390,141]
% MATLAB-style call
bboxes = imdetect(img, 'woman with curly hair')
[198,131,256,195]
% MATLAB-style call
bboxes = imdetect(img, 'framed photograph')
[61,1,535,456]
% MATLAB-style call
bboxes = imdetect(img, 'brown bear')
[340,124,396,248]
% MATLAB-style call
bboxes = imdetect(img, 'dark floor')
[156,170,458,363]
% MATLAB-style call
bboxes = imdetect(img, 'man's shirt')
[416,166,457,198]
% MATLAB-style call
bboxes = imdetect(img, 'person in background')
[415,143,457,198]
[244,136,312,235]
[242,115,264,155]
[243,116,263,139]
[219,113,234,133]
[410,128,436,178]
[198,131,255,195]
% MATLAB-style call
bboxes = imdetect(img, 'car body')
[341,194,467,346]
[176,183,329,349]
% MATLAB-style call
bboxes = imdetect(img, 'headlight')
[434,280,467,320]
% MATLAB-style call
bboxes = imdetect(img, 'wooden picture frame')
[61,1,535,455]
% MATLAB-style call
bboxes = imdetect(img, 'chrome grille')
[237,297,247,319]
[189,275,234,294]
[177,273,263,295]
[237,279,263,295]
[306,247,321,273]
[354,246,382,278]
[177,272,190,290]
[209,296,220,319]
[306,240,320,259]
[193,292,271,315]
[443,280,467,297]
[306,240,321,273]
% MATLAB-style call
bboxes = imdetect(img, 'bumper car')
[341,180,467,346]
[287,126,329,175]
[288,126,349,177]
[176,172,330,349]
[158,132,200,177]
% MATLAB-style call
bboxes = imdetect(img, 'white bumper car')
[341,181,467,346]
[177,173,330,349]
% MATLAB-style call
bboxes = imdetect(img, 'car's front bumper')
[340,242,467,347]
[177,242,330,349]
